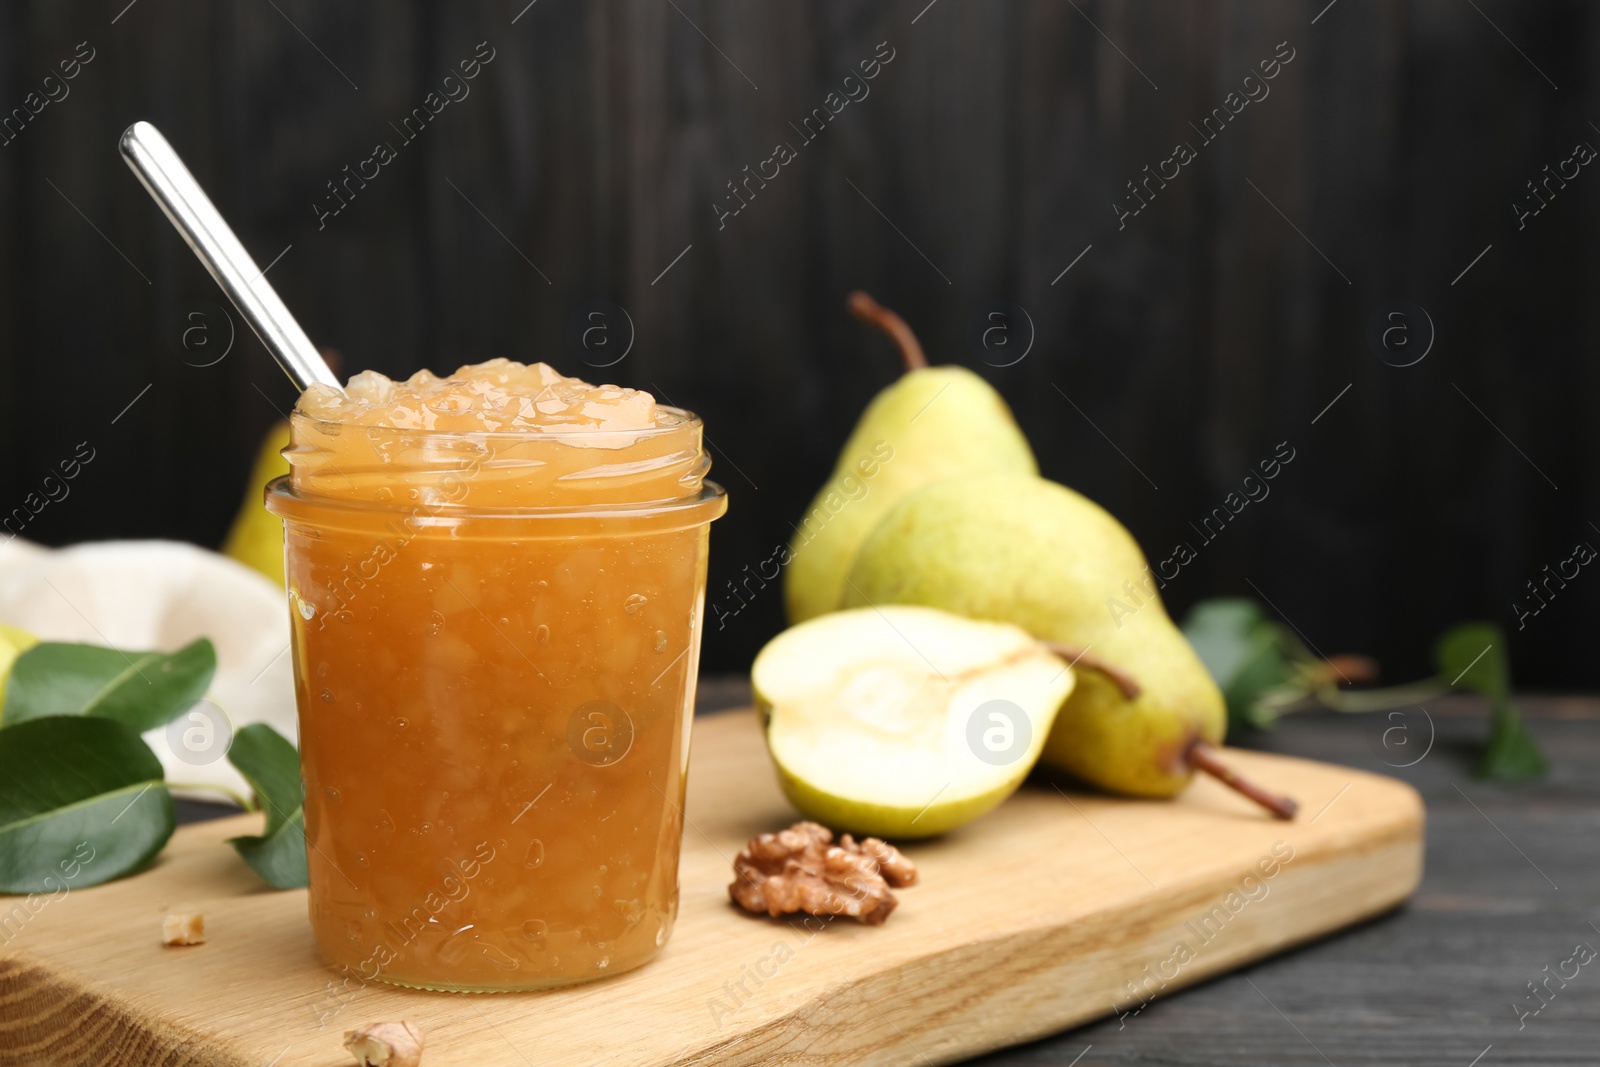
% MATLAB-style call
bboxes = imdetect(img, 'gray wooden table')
[179,684,1597,1066]
[962,692,1599,1067]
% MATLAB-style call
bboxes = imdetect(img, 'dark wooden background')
[0,0,1595,684]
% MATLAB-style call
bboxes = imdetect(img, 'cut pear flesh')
[753,606,1074,838]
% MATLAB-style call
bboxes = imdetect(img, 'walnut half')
[729,821,918,925]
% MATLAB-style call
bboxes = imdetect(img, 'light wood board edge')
[672,798,1425,1066]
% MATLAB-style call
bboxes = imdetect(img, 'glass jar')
[264,406,726,991]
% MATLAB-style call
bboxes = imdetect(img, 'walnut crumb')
[729,821,918,925]
[161,911,205,946]
[344,1021,425,1067]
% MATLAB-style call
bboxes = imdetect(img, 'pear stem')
[1039,642,1142,701]
[847,291,928,371]
[1185,741,1299,820]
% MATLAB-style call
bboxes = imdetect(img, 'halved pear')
[753,606,1074,839]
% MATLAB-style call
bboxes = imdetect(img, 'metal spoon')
[119,121,341,393]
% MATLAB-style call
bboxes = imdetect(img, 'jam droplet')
[624,594,648,615]
[522,919,548,944]
[524,840,545,869]
[320,688,335,703]
[535,624,551,645]
[653,630,668,654]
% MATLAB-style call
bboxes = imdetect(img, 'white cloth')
[0,539,297,798]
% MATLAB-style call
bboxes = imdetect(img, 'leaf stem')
[1312,680,1450,713]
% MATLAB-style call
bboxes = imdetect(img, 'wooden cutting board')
[0,709,1422,1067]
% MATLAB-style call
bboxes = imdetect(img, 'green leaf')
[2,638,217,733]
[1435,623,1507,698]
[1477,703,1547,780]
[1182,598,1301,730]
[0,716,174,893]
[227,724,307,888]
[230,808,309,890]
[1435,622,1546,781]
[1183,599,1272,681]
[227,724,302,834]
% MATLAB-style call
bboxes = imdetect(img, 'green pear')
[222,419,291,586]
[841,474,1295,817]
[0,623,39,720]
[783,293,1036,624]
[753,605,1074,838]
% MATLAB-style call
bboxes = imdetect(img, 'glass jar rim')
[288,404,701,443]
[265,476,727,537]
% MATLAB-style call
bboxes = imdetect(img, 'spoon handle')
[119,121,340,393]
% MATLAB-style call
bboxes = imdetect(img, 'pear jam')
[266,360,726,991]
